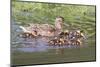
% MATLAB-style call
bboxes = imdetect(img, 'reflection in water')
[16,47,48,52]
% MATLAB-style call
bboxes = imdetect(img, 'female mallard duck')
[55,16,64,36]
[18,16,64,37]
[37,16,64,36]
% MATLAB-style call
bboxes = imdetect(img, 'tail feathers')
[19,26,30,33]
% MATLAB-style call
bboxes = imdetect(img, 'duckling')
[64,30,69,35]
[70,39,76,46]
[70,39,82,46]
[68,31,75,40]
[64,39,71,46]
[76,39,82,46]
[57,38,64,46]
[18,30,37,39]
[48,37,58,46]
[80,32,86,39]
[59,30,69,36]
[59,31,69,40]
[59,32,65,36]
[59,38,65,44]
[18,32,31,38]
[48,40,55,46]
[75,30,85,39]
[48,37,65,46]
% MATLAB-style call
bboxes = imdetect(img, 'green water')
[11,45,96,65]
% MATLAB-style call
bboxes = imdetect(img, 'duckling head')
[59,38,65,43]
[64,30,69,33]
[76,30,80,34]
[77,39,82,45]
